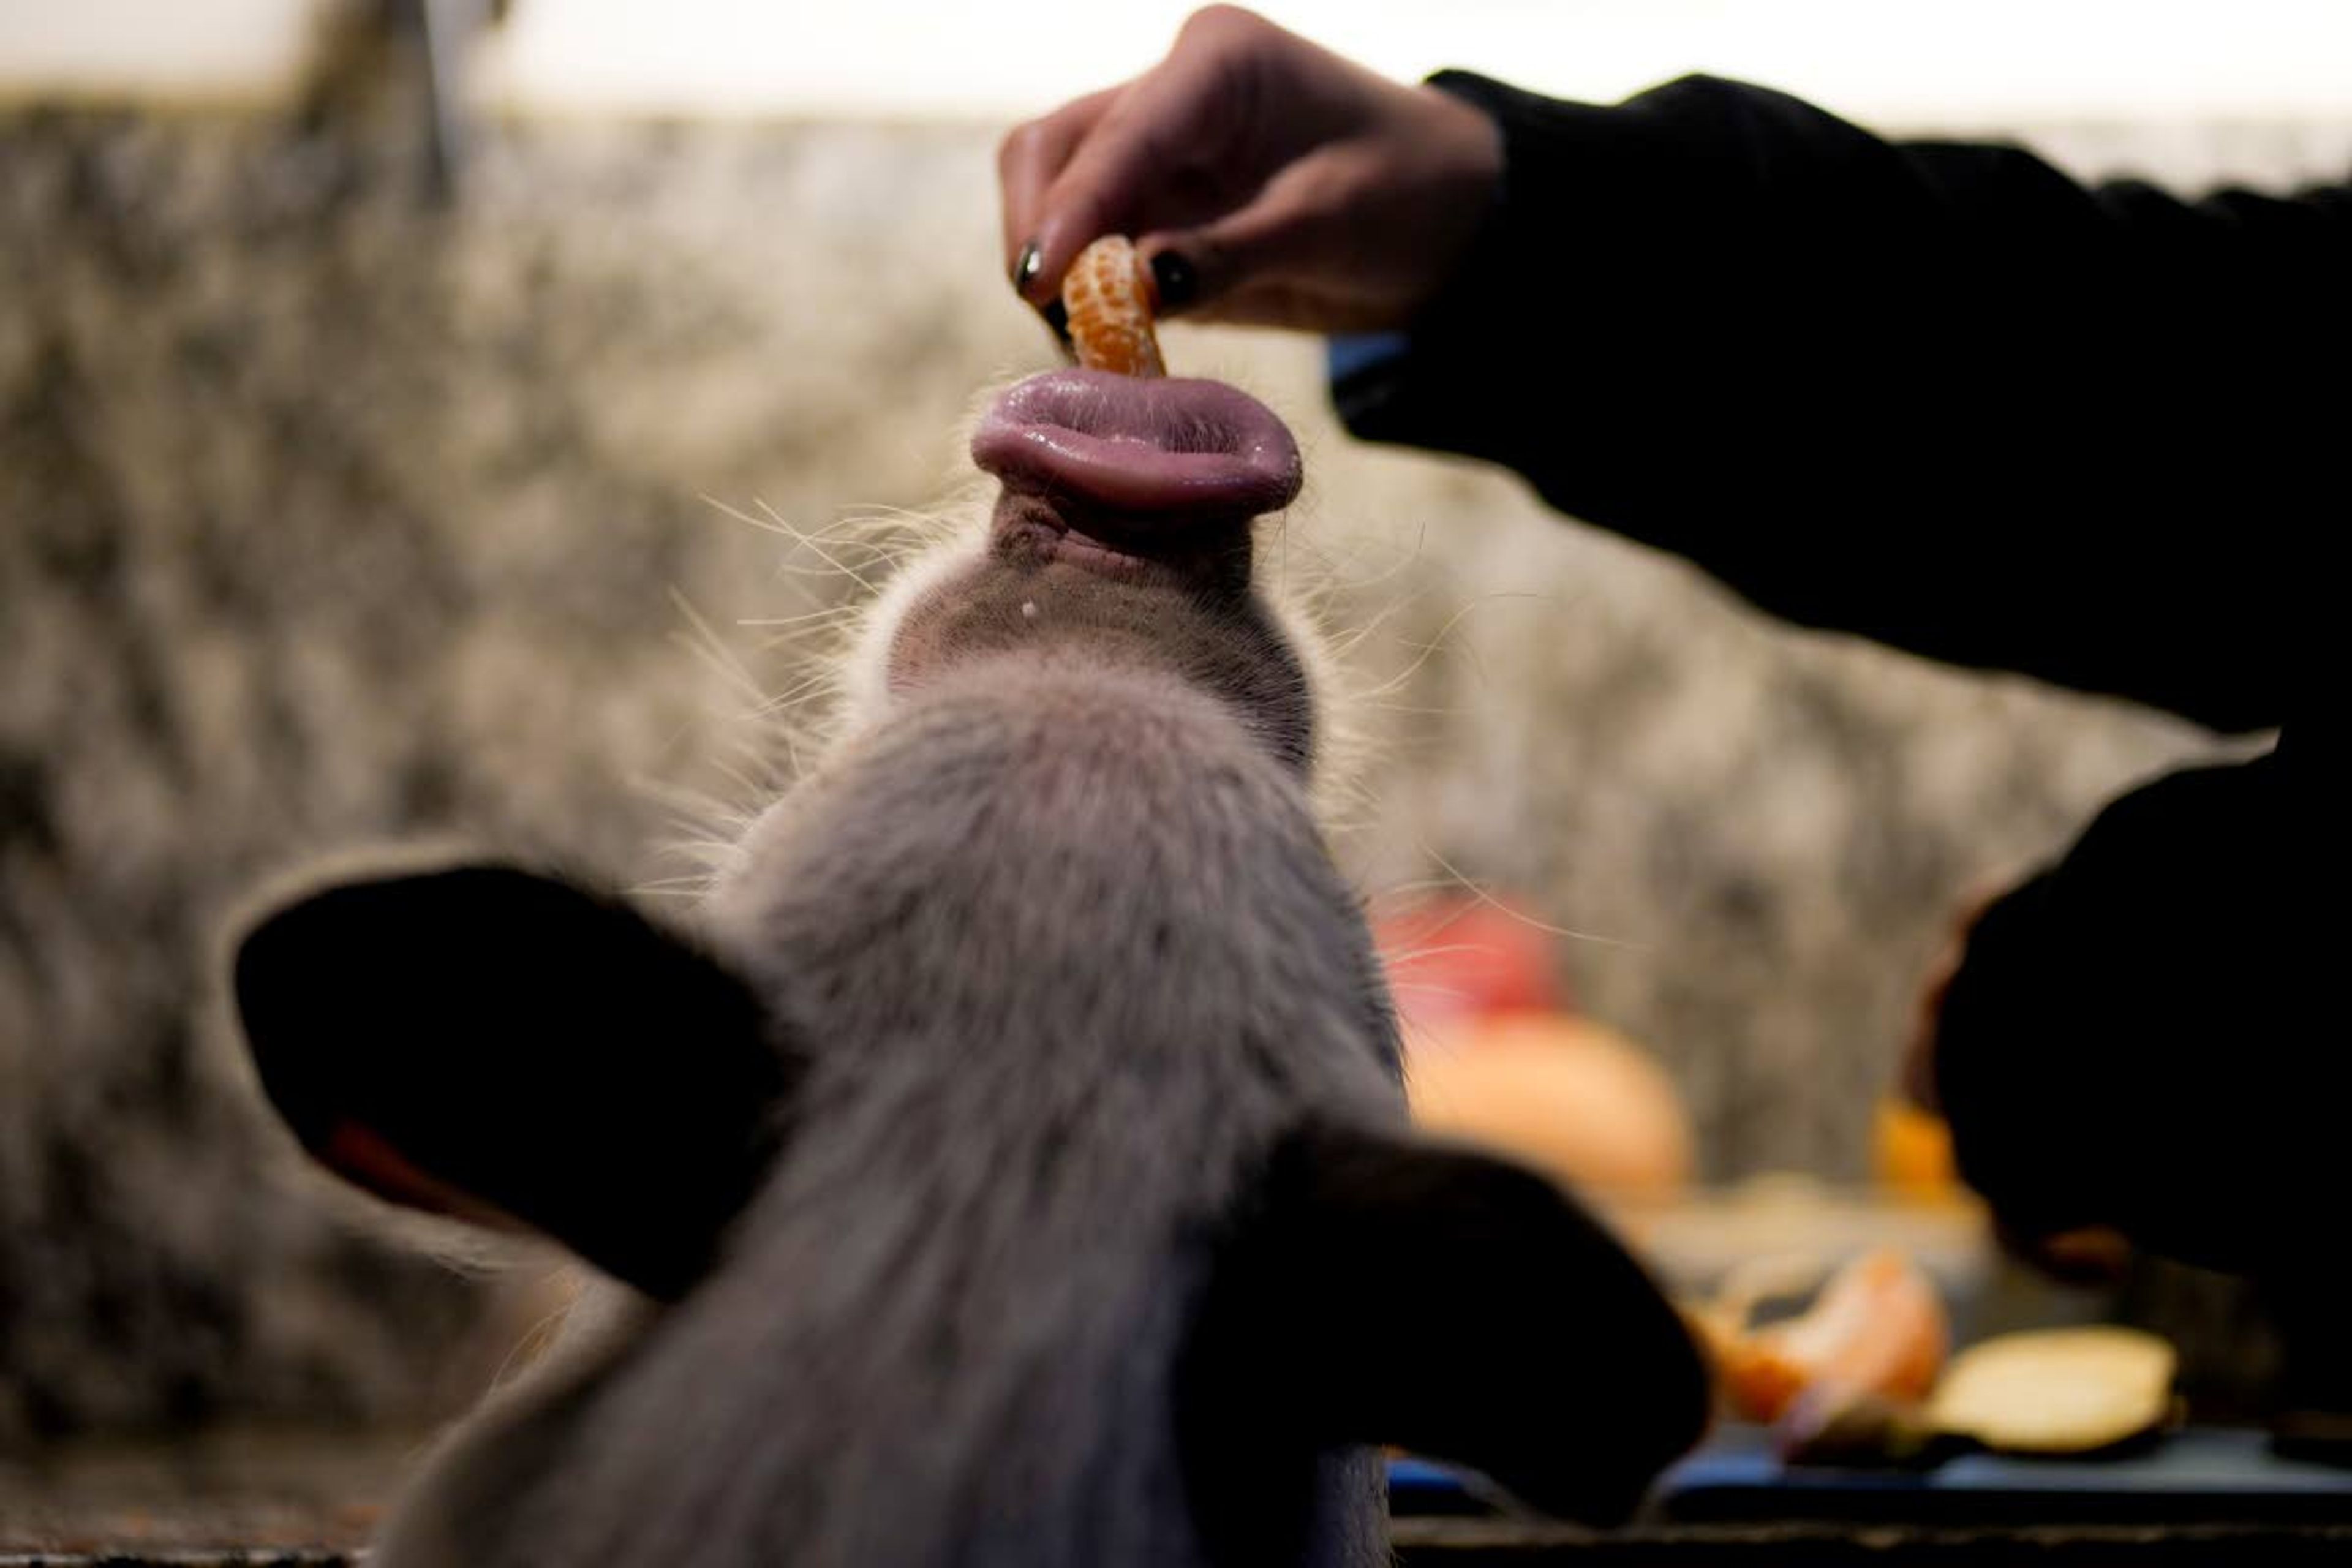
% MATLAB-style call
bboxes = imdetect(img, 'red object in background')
[1373,894,1567,1038]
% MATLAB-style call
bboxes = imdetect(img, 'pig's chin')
[984,490,1253,597]
[880,548,1317,776]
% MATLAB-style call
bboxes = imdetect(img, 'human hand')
[1901,874,2024,1117]
[1000,6,1502,335]
[1902,875,2134,1287]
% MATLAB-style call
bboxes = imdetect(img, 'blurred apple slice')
[1926,1326,2177,1454]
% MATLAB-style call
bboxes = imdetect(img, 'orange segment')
[1062,235,1166,378]
[1709,1249,1949,1424]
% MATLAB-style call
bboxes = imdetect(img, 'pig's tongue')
[970,369,1302,524]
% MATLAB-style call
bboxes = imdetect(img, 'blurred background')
[1,0,2339,1546]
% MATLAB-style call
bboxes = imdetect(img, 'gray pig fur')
[357,560,1404,1564]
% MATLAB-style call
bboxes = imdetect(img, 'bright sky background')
[2,0,2348,128]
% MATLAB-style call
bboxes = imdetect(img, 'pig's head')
[225,366,1713,1561]
[230,860,1711,1536]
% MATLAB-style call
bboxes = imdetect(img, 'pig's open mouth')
[971,370,1302,583]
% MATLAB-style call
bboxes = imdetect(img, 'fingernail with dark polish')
[1041,298,1071,345]
[1149,250,1197,311]
[1012,241,1042,292]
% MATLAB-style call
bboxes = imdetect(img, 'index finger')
[1018,20,1267,307]
[1000,85,1121,301]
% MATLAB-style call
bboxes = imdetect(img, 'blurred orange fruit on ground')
[1694,1247,1951,1425]
[1404,1010,1695,1200]
[1873,1098,1962,1203]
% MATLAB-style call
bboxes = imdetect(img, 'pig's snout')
[971,371,1302,567]
[868,368,1318,767]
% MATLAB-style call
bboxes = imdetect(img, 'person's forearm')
[1338,72,2346,731]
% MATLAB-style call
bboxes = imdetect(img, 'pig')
[229,367,1709,1566]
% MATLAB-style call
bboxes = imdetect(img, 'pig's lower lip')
[970,369,1302,522]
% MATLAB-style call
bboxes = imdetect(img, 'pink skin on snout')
[970,371,1302,569]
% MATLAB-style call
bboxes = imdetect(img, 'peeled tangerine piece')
[1697,1248,1949,1425]
[1926,1326,2177,1454]
[1062,235,1166,378]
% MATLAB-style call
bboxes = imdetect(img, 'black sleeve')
[1333,72,2348,733]
[1927,731,2340,1281]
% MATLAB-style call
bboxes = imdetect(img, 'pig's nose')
[971,370,1302,529]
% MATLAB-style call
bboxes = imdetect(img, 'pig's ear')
[1196,1123,1711,1525]
[233,863,794,1300]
